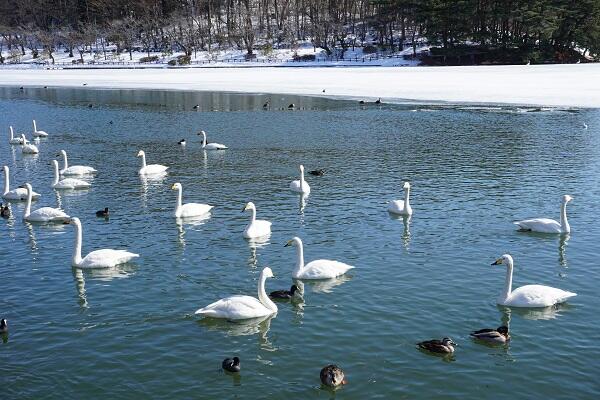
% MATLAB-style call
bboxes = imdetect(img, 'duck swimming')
[222,357,240,373]
[320,364,347,387]
[1,204,10,218]
[0,318,7,334]
[308,169,325,176]
[417,338,457,354]
[470,326,510,344]
[269,285,301,300]
[178,139,186,146]
[96,207,109,217]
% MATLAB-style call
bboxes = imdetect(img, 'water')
[1,87,599,399]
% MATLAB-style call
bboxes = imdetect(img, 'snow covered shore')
[1,63,599,108]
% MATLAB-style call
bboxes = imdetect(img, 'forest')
[1,0,599,65]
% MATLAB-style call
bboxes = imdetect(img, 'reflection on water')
[295,275,352,294]
[175,215,211,248]
[199,315,276,351]
[558,234,570,268]
[72,268,88,308]
[498,303,573,321]
[140,171,168,209]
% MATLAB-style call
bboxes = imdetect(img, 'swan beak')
[241,206,247,213]
[492,258,503,265]
[170,184,177,190]
[284,240,292,247]
[342,378,348,385]
[63,218,72,225]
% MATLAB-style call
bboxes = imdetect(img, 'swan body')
[58,150,97,175]
[137,150,168,175]
[21,135,39,154]
[3,166,41,201]
[32,120,48,137]
[66,217,139,268]
[22,183,69,223]
[470,326,510,344]
[51,160,91,190]
[171,182,213,218]
[285,237,354,279]
[8,126,24,145]
[195,267,277,320]
[388,181,412,215]
[492,254,577,307]
[242,202,271,238]
[198,130,227,150]
[417,338,457,354]
[514,195,573,233]
[320,365,347,387]
[289,165,310,194]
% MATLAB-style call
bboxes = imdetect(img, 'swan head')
[63,217,81,226]
[171,182,182,191]
[262,266,274,279]
[242,202,256,212]
[403,181,411,190]
[51,160,58,168]
[22,183,32,193]
[492,254,513,266]
[136,150,145,157]
[3,165,7,173]
[562,195,573,204]
[284,237,302,247]
[299,164,304,172]
[197,130,207,137]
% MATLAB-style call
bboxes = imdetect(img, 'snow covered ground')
[1,63,599,108]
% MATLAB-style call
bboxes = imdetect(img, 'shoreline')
[2,64,599,108]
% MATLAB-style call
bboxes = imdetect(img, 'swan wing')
[388,200,405,214]
[289,180,310,193]
[3,188,41,200]
[79,249,139,269]
[179,203,213,218]
[195,295,271,320]
[243,220,272,238]
[504,284,576,307]
[205,143,228,150]
[514,218,561,233]
[297,259,354,279]
[23,144,39,153]
[62,166,97,176]
[27,207,69,222]
[140,164,168,175]
[55,178,91,189]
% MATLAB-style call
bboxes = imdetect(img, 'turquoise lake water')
[1,87,599,399]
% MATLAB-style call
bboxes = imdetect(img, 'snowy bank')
[1,64,599,108]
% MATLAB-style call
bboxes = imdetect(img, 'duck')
[65,217,139,268]
[57,150,97,175]
[192,104,200,110]
[359,100,365,104]
[285,237,354,279]
[320,365,347,387]
[21,135,39,154]
[269,285,301,300]
[492,254,577,307]
[375,98,382,104]
[288,103,295,110]
[178,138,186,146]
[32,120,48,137]
[96,207,109,217]
[22,183,70,223]
[195,266,278,320]
[0,204,10,218]
[137,150,168,175]
[388,181,412,215]
[514,195,573,233]
[242,202,271,238]
[470,326,510,344]
[583,123,588,129]
[3,166,41,201]
[198,130,228,150]
[417,338,457,354]
[289,165,310,194]
[308,169,325,176]
[51,160,91,190]
[0,318,7,334]
[222,357,240,373]
[171,182,213,218]
[8,126,24,145]
[263,100,270,109]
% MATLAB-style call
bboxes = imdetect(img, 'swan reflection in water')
[298,193,308,216]
[294,274,352,295]
[199,314,277,351]
[71,264,136,308]
[176,214,212,248]
[497,302,573,321]
[140,171,168,209]
[389,213,411,250]
[246,236,271,269]
[558,233,570,268]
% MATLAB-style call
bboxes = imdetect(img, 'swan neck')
[250,206,256,223]
[33,120,37,131]
[292,241,305,277]
[140,153,147,168]
[404,187,411,210]
[24,186,32,218]
[72,221,83,266]
[62,152,69,170]
[52,162,59,185]
[300,169,305,184]
[502,260,513,302]
[9,126,14,140]
[560,201,570,233]
[258,271,277,312]
[202,132,207,147]
[175,186,183,213]
[3,167,8,195]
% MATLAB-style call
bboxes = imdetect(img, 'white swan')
[285,237,354,279]
[137,150,168,175]
[242,202,272,238]
[289,165,310,194]
[58,150,97,175]
[198,130,228,150]
[195,266,277,320]
[171,182,213,218]
[22,183,70,223]
[492,254,576,307]
[32,120,48,137]
[514,195,573,233]
[21,135,39,154]
[8,126,24,145]
[3,166,41,201]
[51,160,91,190]
[66,217,139,268]
[388,181,413,215]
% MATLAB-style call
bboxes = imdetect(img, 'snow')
[1,63,599,108]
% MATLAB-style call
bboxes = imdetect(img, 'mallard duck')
[320,364,347,387]
[96,207,109,217]
[470,326,510,344]
[308,169,325,176]
[269,285,301,300]
[222,357,240,373]
[0,204,10,218]
[417,338,457,354]
[0,318,7,333]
